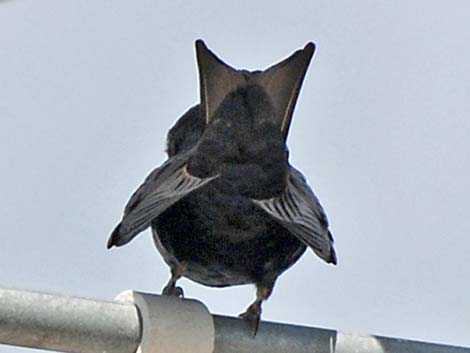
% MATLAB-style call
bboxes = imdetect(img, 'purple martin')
[108,40,336,333]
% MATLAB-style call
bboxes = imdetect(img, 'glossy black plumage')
[108,40,336,332]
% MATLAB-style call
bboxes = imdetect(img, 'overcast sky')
[1,1,469,352]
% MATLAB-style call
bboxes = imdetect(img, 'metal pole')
[0,287,141,353]
[0,287,469,353]
[213,315,470,353]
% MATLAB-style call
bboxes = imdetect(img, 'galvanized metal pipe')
[0,287,469,353]
[0,287,141,353]
[213,315,470,353]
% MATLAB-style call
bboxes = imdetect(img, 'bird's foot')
[239,302,261,337]
[162,284,184,298]
[162,262,186,298]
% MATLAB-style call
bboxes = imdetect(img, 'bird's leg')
[162,262,186,298]
[239,283,274,336]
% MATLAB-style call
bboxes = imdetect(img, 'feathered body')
[154,86,306,288]
[108,41,336,332]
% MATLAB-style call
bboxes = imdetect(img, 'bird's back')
[187,84,289,198]
[153,84,305,287]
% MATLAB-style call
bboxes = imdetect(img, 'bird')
[107,40,336,334]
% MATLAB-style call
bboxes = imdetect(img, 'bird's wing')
[108,153,218,248]
[252,166,337,264]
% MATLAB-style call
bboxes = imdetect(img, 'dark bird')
[108,40,336,333]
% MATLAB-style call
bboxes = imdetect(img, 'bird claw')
[239,304,261,337]
[162,285,184,298]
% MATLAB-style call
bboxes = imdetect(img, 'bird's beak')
[195,40,315,140]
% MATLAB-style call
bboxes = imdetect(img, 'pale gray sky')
[1,1,469,352]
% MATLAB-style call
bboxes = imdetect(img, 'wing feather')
[108,154,218,248]
[252,166,337,264]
